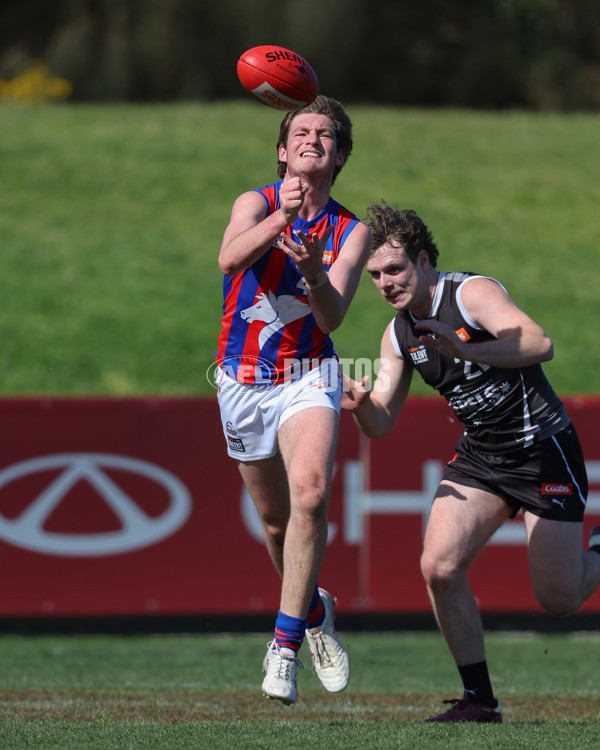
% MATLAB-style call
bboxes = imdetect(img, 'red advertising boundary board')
[0,396,598,618]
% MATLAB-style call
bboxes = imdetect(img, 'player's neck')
[297,181,333,221]
[409,271,440,319]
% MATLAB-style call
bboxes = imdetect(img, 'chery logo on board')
[0,453,192,557]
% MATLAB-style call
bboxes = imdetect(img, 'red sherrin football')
[237,45,319,111]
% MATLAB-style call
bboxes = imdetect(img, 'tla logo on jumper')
[541,483,573,495]
[0,453,192,557]
[408,346,428,365]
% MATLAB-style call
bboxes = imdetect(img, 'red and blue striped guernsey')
[216,180,360,384]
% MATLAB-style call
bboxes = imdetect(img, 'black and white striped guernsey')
[390,271,569,453]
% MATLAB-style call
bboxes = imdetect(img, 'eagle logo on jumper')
[240,290,310,347]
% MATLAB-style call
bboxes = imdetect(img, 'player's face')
[278,114,344,177]
[367,242,432,316]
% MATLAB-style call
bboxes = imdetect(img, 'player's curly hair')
[276,95,353,184]
[365,201,439,268]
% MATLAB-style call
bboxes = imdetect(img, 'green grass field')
[1,632,600,748]
[2,102,599,396]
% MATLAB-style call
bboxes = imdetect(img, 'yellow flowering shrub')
[0,62,72,103]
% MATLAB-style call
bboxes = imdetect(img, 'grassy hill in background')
[2,102,599,396]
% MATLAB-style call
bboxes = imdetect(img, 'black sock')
[458,660,496,707]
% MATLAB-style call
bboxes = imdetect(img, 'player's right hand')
[341,374,371,411]
[279,177,307,224]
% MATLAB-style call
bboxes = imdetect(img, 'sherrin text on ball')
[237,45,319,111]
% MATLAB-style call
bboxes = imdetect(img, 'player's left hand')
[276,225,334,279]
[414,319,468,359]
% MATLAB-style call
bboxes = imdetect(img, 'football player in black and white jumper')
[342,201,600,723]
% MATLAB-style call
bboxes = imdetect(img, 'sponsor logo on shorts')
[408,346,428,365]
[226,421,237,436]
[227,436,246,453]
[541,483,572,495]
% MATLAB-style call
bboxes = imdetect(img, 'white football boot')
[305,588,350,693]
[261,640,304,705]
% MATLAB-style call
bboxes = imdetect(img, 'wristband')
[305,269,328,290]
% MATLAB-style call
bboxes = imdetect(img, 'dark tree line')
[2,0,600,109]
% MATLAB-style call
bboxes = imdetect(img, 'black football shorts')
[442,424,588,521]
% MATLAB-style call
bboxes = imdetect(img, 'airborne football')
[236,44,319,111]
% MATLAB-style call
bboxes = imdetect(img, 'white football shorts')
[216,358,342,461]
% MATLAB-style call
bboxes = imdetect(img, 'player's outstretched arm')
[342,323,413,439]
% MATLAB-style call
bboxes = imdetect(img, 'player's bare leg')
[277,406,338,618]
[277,406,350,693]
[421,482,512,665]
[525,514,600,615]
[237,454,290,576]
[239,453,311,705]
[253,406,341,704]
[421,483,511,721]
